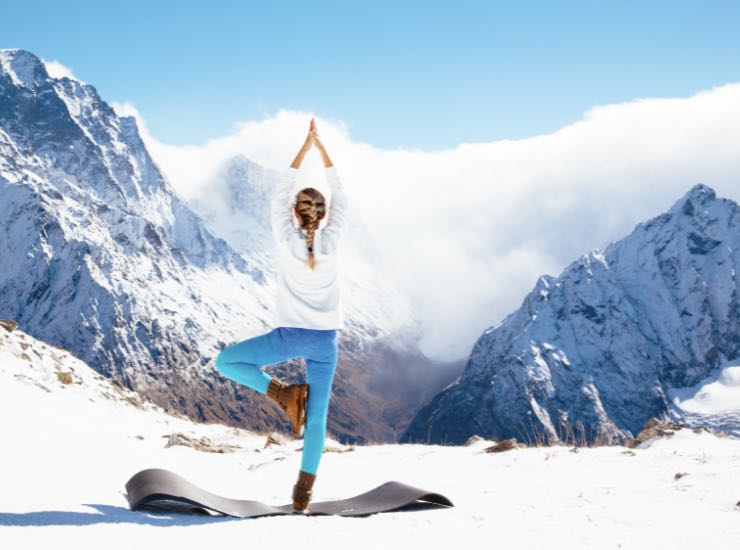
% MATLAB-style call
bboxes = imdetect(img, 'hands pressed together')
[292,117,333,168]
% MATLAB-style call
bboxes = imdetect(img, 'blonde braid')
[294,187,326,270]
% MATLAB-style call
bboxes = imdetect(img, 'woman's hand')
[304,118,315,149]
[310,118,333,168]
[291,117,333,169]
[309,118,320,146]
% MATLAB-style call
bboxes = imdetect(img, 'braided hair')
[293,187,327,270]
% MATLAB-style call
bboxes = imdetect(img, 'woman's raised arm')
[310,121,347,252]
[290,122,313,169]
[310,119,333,168]
[272,121,313,245]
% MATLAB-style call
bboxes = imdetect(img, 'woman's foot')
[266,379,309,437]
[292,470,316,512]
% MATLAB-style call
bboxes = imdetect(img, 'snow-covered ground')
[670,362,740,414]
[1,328,739,550]
[668,362,740,438]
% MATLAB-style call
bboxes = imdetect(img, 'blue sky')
[2,0,740,149]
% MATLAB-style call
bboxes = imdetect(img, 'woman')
[215,117,348,513]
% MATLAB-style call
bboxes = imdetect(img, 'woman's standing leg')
[215,327,297,394]
[300,334,339,475]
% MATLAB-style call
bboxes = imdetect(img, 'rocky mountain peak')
[0,48,50,88]
[403,183,739,446]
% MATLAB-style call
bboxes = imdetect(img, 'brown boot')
[266,379,309,437]
[292,470,316,513]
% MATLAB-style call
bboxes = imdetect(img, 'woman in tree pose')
[215,117,348,513]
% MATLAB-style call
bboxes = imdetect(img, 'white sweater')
[270,165,349,330]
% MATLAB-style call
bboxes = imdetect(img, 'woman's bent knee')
[306,408,329,430]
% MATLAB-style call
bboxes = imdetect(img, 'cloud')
[113,84,740,362]
[42,59,82,82]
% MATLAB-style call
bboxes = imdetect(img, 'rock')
[164,433,238,453]
[484,438,520,453]
[325,445,356,453]
[624,417,685,448]
[13,373,50,393]
[0,320,18,333]
[122,394,145,410]
[674,472,689,480]
[263,433,284,449]
[56,371,74,385]
[464,435,484,446]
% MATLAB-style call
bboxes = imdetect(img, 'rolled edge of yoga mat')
[125,468,454,518]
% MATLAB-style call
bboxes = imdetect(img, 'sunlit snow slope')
[1,328,739,550]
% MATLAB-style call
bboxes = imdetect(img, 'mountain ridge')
[0,48,460,443]
[402,182,740,445]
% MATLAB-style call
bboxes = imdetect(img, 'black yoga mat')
[125,468,454,518]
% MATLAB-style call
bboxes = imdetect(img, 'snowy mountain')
[188,155,277,268]
[403,184,740,445]
[2,325,739,550]
[0,48,459,443]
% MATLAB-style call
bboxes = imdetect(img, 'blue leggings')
[215,326,338,475]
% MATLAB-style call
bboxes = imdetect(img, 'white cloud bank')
[113,84,740,361]
[42,59,82,82]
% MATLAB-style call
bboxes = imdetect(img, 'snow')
[1,328,739,550]
[670,363,740,414]
[667,363,740,438]
[41,59,80,81]
[0,49,26,87]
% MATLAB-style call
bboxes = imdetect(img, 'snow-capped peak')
[678,182,717,206]
[0,49,434,447]
[404,183,740,446]
[0,48,50,88]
